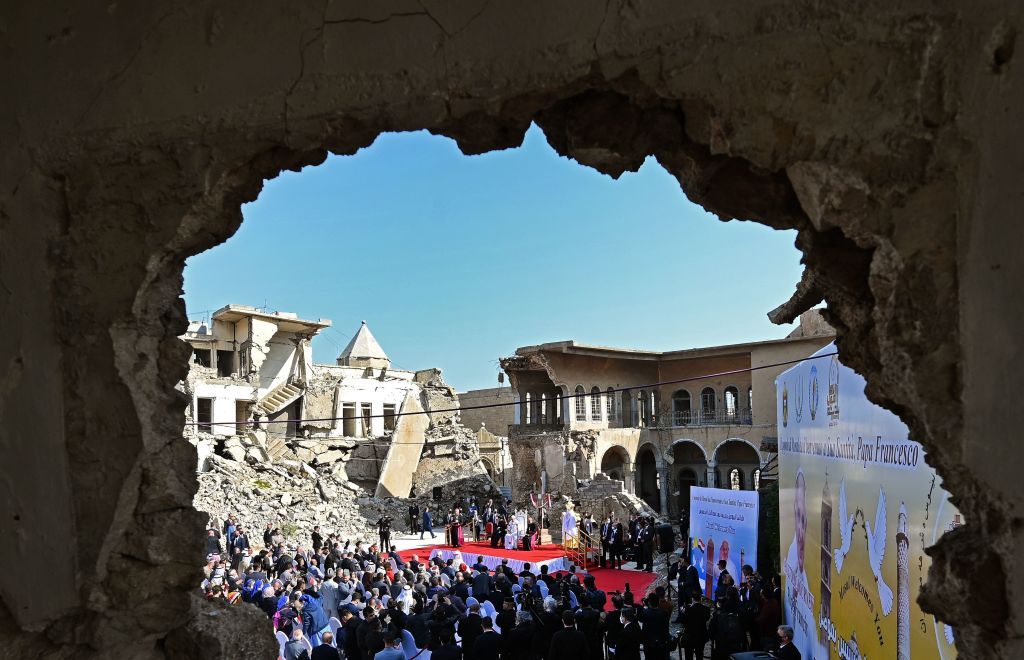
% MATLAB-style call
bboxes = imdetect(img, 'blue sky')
[183,124,806,392]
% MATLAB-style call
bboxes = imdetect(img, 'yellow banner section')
[777,344,959,660]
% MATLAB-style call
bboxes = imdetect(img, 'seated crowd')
[202,513,795,660]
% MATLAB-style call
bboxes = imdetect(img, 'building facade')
[499,310,834,517]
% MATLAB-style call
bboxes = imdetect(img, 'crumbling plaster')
[1,1,1021,658]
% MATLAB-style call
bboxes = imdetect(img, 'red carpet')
[396,540,657,597]
[399,540,566,564]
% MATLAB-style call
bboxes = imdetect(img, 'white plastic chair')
[382,594,391,606]
[300,636,313,653]
[328,616,342,640]
[275,630,287,659]
[481,600,497,622]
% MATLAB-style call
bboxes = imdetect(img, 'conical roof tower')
[336,321,391,369]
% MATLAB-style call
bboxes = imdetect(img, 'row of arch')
[518,383,755,427]
[598,438,763,516]
[558,384,754,426]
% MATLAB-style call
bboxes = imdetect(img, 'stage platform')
[396,540,657,596]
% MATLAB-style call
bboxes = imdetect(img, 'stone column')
[658,464,670,515]
[706,460,718,488]
[623,464,635,495]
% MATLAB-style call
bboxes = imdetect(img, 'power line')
[184,351,836,427]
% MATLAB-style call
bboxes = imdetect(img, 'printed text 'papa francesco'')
[779,435,920,470]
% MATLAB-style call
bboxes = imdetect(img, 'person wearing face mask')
[615,608,642,660]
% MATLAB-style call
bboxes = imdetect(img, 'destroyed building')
[181,305,500,542]
[497,310,834,518]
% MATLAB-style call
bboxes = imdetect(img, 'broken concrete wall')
[375,390,429,498]
[244,317,277,382]
[458,387,517,434]
[3,2,1023,658]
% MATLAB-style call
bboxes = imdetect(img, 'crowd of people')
[666,554,795,659]
[406,499,542,551]
[405,497,669,576]
[201,510,801,660]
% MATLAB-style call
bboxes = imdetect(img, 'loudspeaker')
[655,523,675,551]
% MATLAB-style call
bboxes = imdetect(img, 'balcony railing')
[648,408,754,428]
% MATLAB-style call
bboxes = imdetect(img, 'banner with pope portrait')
[777,343,959,660]
[688,486,759,600]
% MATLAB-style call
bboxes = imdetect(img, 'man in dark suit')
[431,629,462,660]
[502,610,538,660]
[409,502,421,534]
[310,631,341,660]
[640,593,671,660]
[575,601,604,660]
[683,556,701,600]
[452,573,471,601]
[615,608,642,660]
[473,616,502,660]
[342,609,363,660]
[311,526,324,553]
[716,560,731,593]
[518,562,535,581]
[600,515,614,567]
[775,625,802,659]
[549,610,589,660]
[472,567,494,599]
[421,507,436,540]
[458,603,484,660]
[640,519,656,572]
[679,592,711,660]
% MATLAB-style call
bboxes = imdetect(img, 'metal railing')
[650,407,754,428]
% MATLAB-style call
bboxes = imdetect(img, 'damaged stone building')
[181,305,498,533]
[499,311,834,518]
[5,3,1023,658]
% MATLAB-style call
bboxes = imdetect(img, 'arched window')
[575,385,587,421]
[525,392,534,425]
[748,386,753,421]
[701,387,716,422]
[539,392,548,423]
[590,386,602,421]
[606,387,616,421]
[724,386,739,419]
[753,469,761,491]
[638,390,648,427]
[730,468,743,490]
[672,389,691,425]
[533,391,544,425]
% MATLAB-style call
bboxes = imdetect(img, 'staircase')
[256,382,303,416]
[565,528,600,571]
[245,431,293,462]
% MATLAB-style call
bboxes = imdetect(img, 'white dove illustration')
[833,478,854,574]
[865,487,894,615]
[944,624,955,646]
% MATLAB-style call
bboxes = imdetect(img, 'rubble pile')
[412,415,495,495]
[194,453,375,545]
[189,365,502,545]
